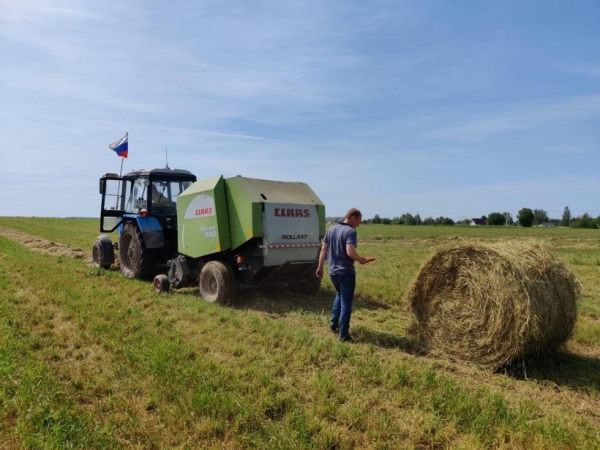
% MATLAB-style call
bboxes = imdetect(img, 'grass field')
[0,217,599,449]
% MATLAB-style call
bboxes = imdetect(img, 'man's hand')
[360,257,376,265]
[316,267,324,279]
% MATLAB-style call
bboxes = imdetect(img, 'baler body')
[177,175,325,288]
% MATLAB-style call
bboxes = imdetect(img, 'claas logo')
[274,208,310,218]
[195,207,213,216]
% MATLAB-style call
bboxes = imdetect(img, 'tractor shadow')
[231,285,392,316]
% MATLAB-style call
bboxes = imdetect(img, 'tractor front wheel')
[92,238,113,269]
[119,224,156,280]
[153,274,170,293]
[199,261,236,305]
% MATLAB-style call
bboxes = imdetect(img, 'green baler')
[153,175,326,303]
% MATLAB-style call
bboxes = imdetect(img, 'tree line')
[364,207,600,228]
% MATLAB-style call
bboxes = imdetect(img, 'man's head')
[344,208,362,228]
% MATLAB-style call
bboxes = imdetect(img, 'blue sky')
[1,0,598,221]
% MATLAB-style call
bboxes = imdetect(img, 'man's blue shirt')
[324,223,357,275]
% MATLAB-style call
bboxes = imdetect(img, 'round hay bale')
[407,241,581,370]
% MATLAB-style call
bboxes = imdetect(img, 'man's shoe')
[340,334,353,343]
[329,324,338,333]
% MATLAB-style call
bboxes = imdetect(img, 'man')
[316,208,375,342]
[151,183,176,214]
[151,183,168,203]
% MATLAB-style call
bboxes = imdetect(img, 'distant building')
[470,218,487,226]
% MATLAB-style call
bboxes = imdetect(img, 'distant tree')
[381,217,392,225]
[561,207,571,227]
[503,212,514,226]
[571,213,596,229]
[441,217,455,226]
[371,214,382,224]
[391,216,402,225]
[414,213,421,225]
[518,208,534,227]
[400,213,416,226]
[487,212,505,226]
[532,209,549,226]
[422,217,435,225]
[481,215,487,223]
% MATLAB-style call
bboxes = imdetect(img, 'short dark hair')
[345,208,362,220]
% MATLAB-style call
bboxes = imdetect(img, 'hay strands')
[407,240,581,371]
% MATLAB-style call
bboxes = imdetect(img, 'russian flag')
[109,133,128,158]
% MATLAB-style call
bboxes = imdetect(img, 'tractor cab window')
[167,180,193,201]
[151,180,193,215]
[125,178,148,213]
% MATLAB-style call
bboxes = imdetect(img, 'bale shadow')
[502,351,600,393]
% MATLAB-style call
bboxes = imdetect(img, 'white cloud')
[425,94,600,141]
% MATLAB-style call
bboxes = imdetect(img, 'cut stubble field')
[0,217,599,449]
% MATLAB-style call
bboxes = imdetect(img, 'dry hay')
[407,240,581,370]
[0,226,89,262]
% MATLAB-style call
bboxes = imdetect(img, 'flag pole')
[116,132,127,208]
[109,131,128,209]
[115,156,125,209]
[116,156,124,210]
[119,156,124,177]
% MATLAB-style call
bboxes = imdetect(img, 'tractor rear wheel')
[119,224,156,280]
[199,261,236,305]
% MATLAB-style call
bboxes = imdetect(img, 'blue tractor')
[92,167,197,279]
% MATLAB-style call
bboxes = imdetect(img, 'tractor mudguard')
[135,216,165,249]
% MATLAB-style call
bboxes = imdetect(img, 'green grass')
[0,218,599,448]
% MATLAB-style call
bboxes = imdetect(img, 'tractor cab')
[99,168,196,232]
[94,168,196,278]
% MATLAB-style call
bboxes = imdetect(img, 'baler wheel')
[199,261,236,305]
[119,224,156,280]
